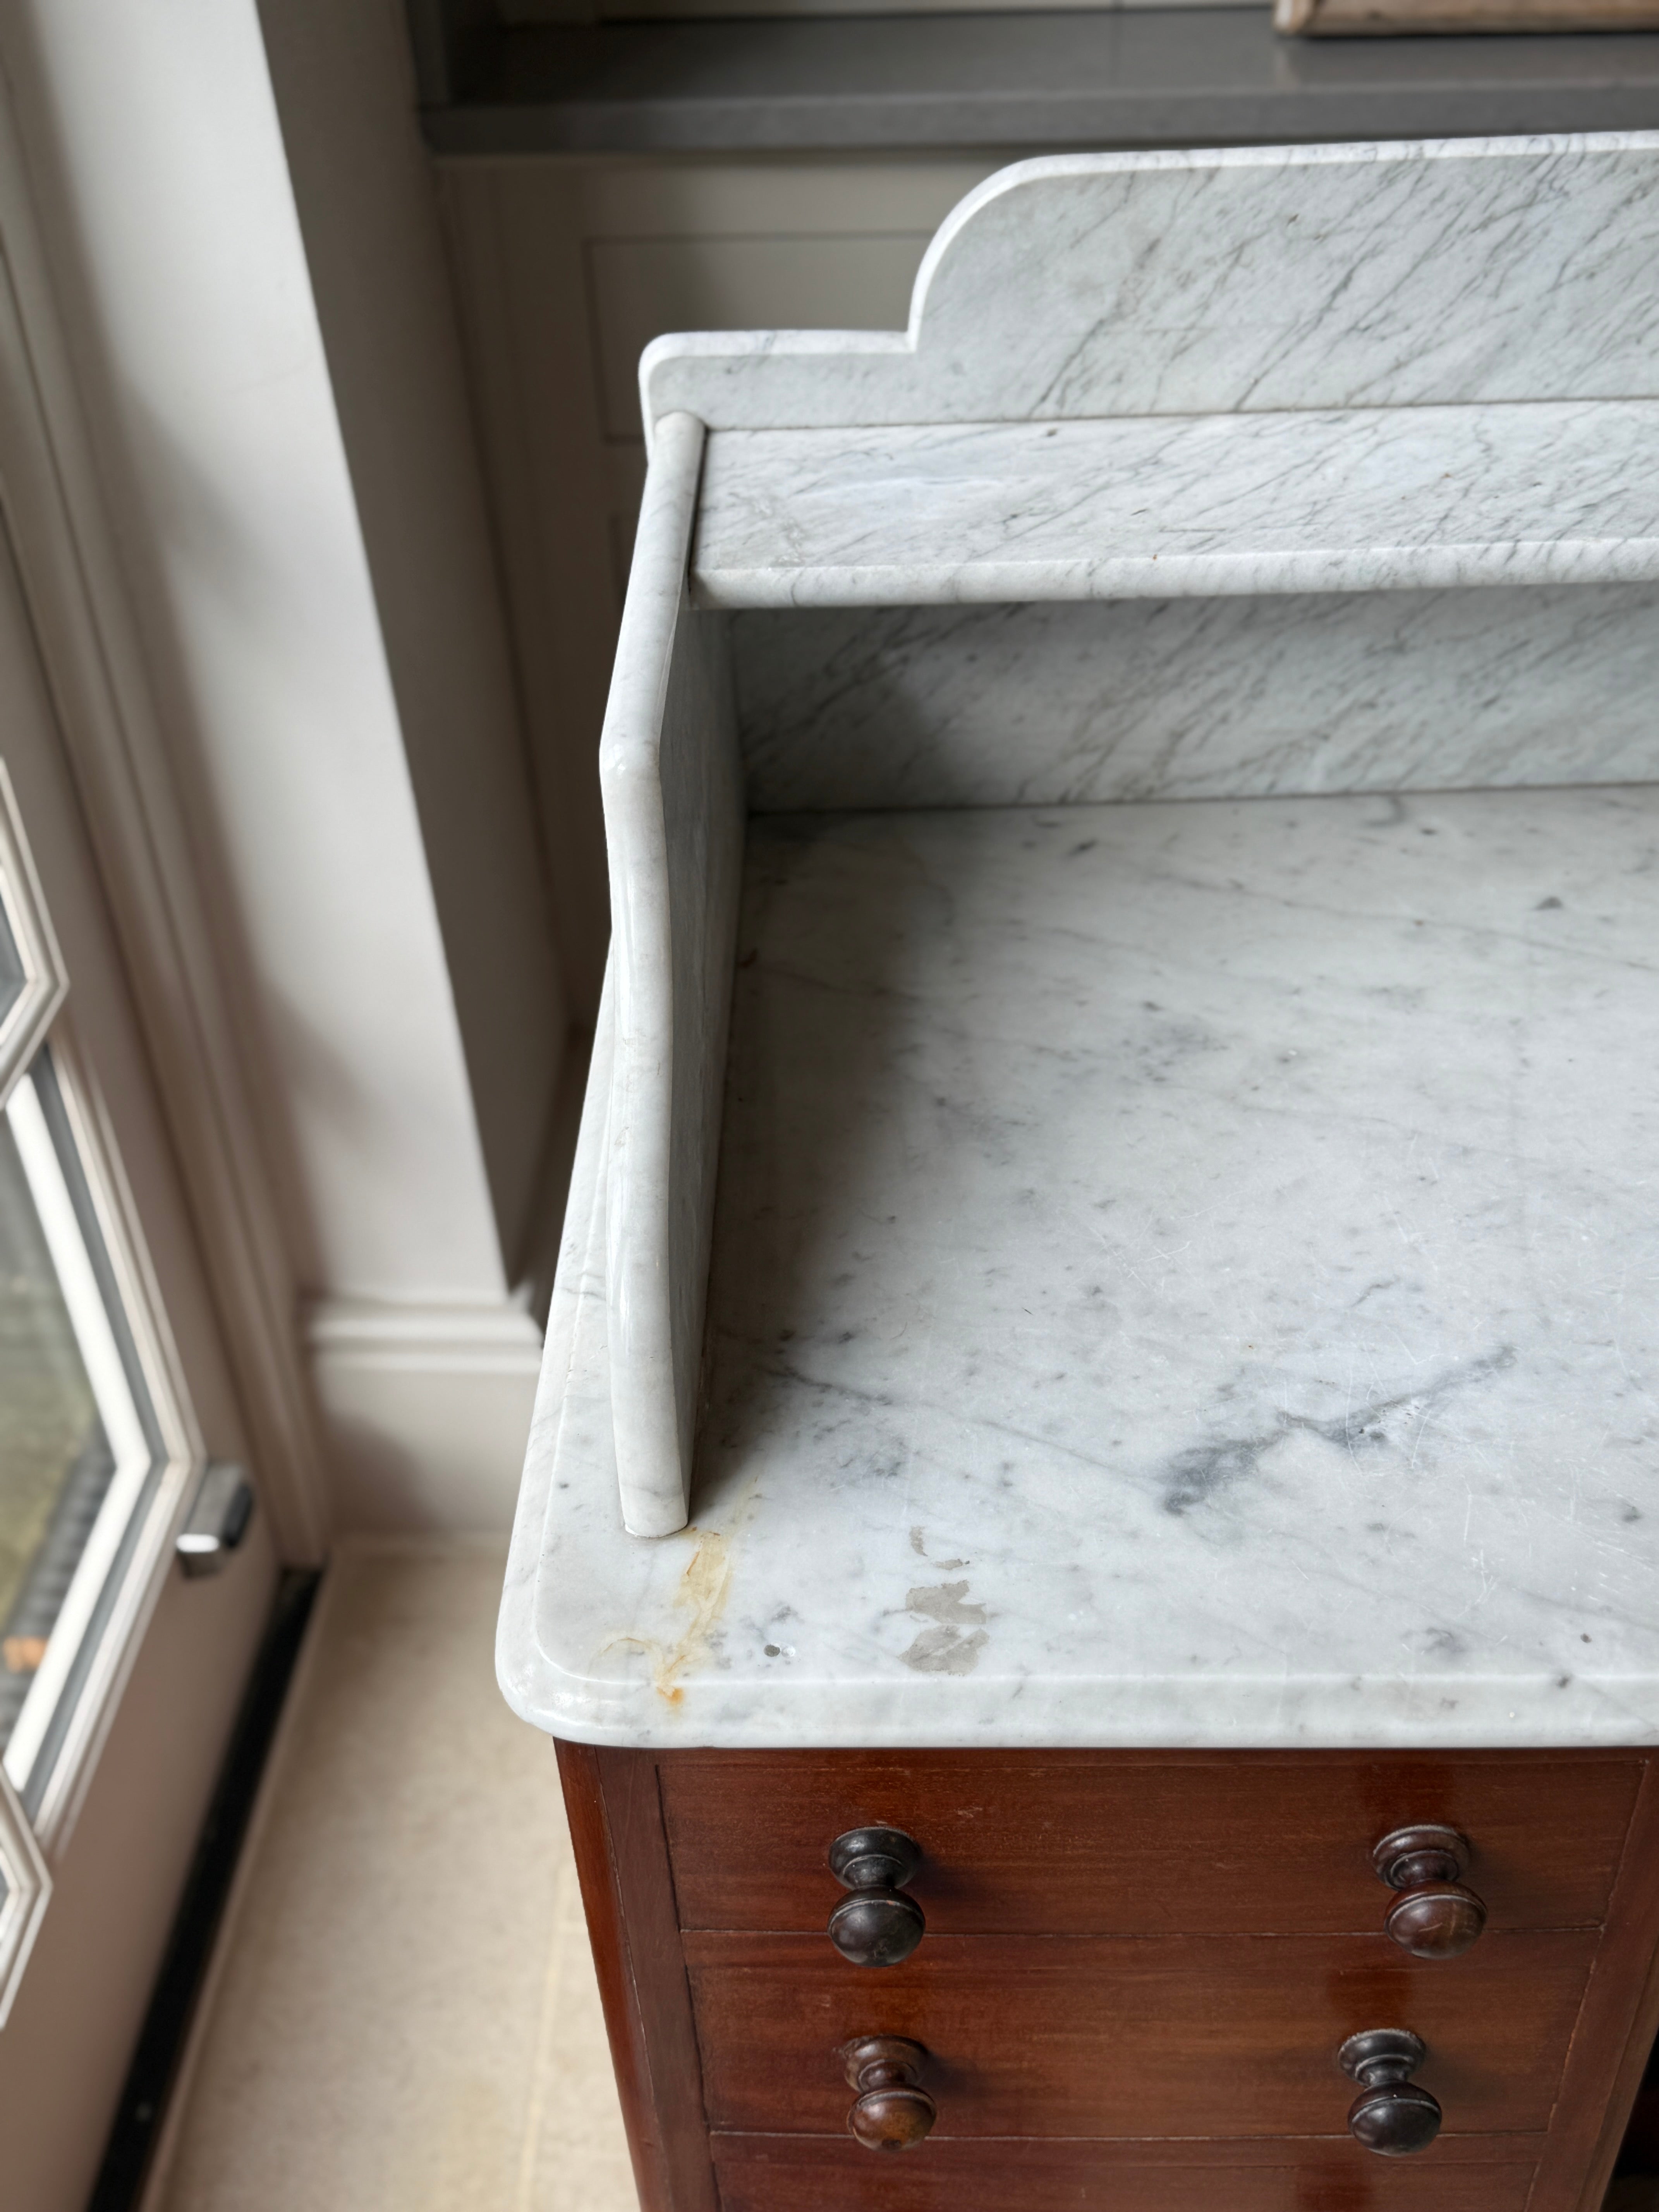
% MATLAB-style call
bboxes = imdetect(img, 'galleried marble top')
[501,783,1659,1748]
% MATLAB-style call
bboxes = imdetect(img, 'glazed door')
[0,522,277,2212]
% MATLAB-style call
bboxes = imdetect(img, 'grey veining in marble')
[500,785,1659,1748]
[731,588,1659,812]
[692,403,1659,609]
[645,138,1659,438]
[509,130,1659,1738]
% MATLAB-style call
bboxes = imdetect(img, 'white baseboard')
[303,1298,543,1534]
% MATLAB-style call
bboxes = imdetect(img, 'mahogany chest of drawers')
[559,1746,1659,2212]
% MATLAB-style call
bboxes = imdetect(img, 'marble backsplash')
[730,585,1659,812]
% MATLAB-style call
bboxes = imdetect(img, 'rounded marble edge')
[692,538,1659,612]
[492,1631,1659,1750]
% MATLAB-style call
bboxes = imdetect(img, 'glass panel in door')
[0,1053,167,1820]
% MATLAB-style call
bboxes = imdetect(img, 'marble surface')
[500,783,1659,1748]
[692,403,1659,609]
[731,588,1659,812]
[644,137,1659,439]
[598,411,745,1537]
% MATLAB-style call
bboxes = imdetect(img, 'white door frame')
[0,49,330,1565]
[0,361,283,2212]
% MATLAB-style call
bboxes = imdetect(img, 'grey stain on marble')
[907,1581,988,1626]
[1163,1433,1276,1517]
[901,1580,990,1675]
[1163,1347,1519,1517]
[1416,1628,1470,1661]
[901,1625,989,1675]
[910,1525,969,1567]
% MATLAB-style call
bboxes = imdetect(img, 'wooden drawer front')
[661,1751,1640,1938]
[711,2135,1540,2212]
[686,1930,1592,2139]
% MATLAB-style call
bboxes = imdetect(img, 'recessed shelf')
[692,400,1659,608]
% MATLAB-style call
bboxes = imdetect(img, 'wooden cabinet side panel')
[1530,1753,1659,2212]
[556,1740,718,2212]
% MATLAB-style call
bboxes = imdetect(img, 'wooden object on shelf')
[1277,0,1659,33]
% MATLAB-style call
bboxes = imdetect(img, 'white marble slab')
[692,403,1659,609]
[643,138,1659,439]
[599,411,745,1537]
[731,588,1659,812]
[499,783,1659,1749]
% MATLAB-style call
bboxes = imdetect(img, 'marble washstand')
[494,139,1659,2212]
[499,134,1659,1753]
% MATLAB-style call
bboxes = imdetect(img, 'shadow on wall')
[308,1370,540,1538]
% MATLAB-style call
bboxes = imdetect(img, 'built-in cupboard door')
[0,520,278,2212]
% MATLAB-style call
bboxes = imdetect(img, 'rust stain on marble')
[653,1529,735,1705]
[598,1481,761,1710]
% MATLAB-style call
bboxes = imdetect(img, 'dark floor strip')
[86,1566,323,2212]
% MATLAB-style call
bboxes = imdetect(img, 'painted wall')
[1,0,557,1534]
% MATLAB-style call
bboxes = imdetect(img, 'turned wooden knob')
[1340,2028,1442,2156]
[828,1827,925,1967]
[841,2036,936,2151]
[1373,1824,1487,1959]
